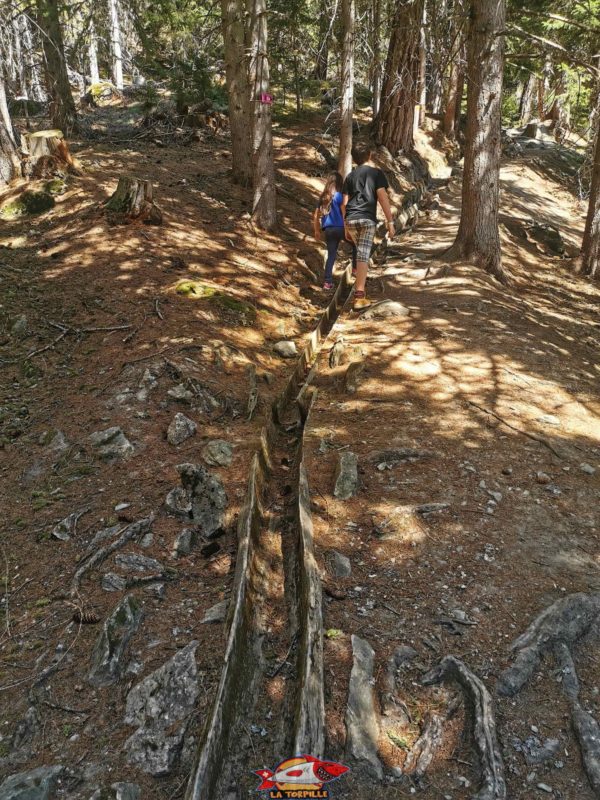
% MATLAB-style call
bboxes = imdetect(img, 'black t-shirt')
[342,165,389,223]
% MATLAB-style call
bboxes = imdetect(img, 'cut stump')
[22,129,83,178]
[105,176,163,225]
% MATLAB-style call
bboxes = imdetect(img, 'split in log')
[423,655,506,800]
[105,176,163,225]
[497,592,600,697]
[22,129,83,179]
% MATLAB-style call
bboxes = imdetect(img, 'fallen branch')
[466,400,564,459]
[423,656,506,800]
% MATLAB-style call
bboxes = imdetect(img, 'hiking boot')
[352,293,371,311]
[323,281,334,291]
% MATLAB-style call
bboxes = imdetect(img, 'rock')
[580,463,596,476]
[0,765,63,799]
[202,440,233,467]
[165,487,192,519]
[527,222,564,255]
[329,550,351,578]
[416,502,449,514]
[273,340,297,358]
[536,471,551,484]
[201,599,228,624]
[370,447,432,465]
[50,509,88,542]
[139,532,154,549]
[167,384,194,404]
[89,784,141,800]
[46,430,68,453]
[345,635,383,779]
[124,641,199,776]
[145,583,165,599]
[11,315,28,339]
[334,452,358,500]
[115,553,164,573]
[344,362,365,394]
[360,300,409,320]
[487,490,502,503]
[514,736,561,766]
[102,572,127,592]
[536,784,553,794]
[11,706,39,752]
[178,463,228,536]
[89,427,133,460]
[167,413,197,446]
[173,528,196,557]
[88,595,143,687]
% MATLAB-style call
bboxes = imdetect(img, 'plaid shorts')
[346,219,376,263]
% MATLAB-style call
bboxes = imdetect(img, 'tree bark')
[247,0,277,230]
[36,0,78,134]
[105,176,162,224]
[313,0,331,81]
[375,0,424,154]
[89,18,100,85]
[444,0,506,281]
[108,0,124,90]
[22,129,83,178]
[518,73,536,126]
[0,81,20,186]
[415,0,427,129]
[372,0,382,117]
[20,14,46,103]
[579,104,600,278]
[443,57,460,137]
[338,0,355,177]
[221,0,252,186]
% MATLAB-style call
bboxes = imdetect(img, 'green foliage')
[1,191,55,218]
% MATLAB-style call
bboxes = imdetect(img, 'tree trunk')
[372,0,382,117]
[247,0,277,230]
[313,0,331,81]
[444,0,506,281]
[20,14,46,103]
[454,57,465,133]
[108,0,124,90]
[89,18,100,85]
[0,82,20,186]
[105,176,163,225]
[221,0,252,186]
[443,57,460,137]
[22,129,83,178]
[415,0,427,130]
[338,0,355,176]
[36,0,78,134]
[518,74,536,126]
[375,0,424,154]
[578,104,600,278]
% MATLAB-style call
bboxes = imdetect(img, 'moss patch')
[44,178,67,196]
[1,191,55,218]
[175,280,256,323]
[175,280,218,298]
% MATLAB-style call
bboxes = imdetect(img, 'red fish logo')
[254,754,349,798]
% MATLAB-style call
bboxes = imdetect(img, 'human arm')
[312,208,322,241]
[341,193,352,241]
[376,187,395,237]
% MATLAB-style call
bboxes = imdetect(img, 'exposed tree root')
[403,711,445,779]
[497,593,600,697]
[423,656,506,800]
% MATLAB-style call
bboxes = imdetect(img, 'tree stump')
[105,176,163,225]
[523,121,539,139]
[22,130,83,179]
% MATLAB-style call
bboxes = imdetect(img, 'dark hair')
[318,172,343,216]
[352,145,373,165]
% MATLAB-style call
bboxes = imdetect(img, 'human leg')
[346,220,376,308]
[324,227,344,285]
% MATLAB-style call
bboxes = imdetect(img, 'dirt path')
[303,151,600,798]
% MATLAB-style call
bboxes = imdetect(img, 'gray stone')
[101,572,127,592]
[361,300,409,320]
[201,599,228,624]
[167,413,197,446]
[416,503,449,514]
[0,765,63,799]
[334,452,358,500]
[124,641,199,776]
[11,315,28,339]
[165,487,192,519]
[89,427,133,461]
[345,635,383,779]
[11,706,39,752]
[89,784,141,800]
[88,595,143,687]
[273,340,297,358]
[344,362,365,394]
[178,463,228,536]
[167,384,194,404]
[173,528,196,557]
[580,463,596,476]
[145,583,165,599]
[202,440,233,467]
[115,553,164,573]
[329,550,351,578]
[46,431,68,453]
[139,533,154,549]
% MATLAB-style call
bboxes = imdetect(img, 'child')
[342,146,395,310]
[313,172,356,290]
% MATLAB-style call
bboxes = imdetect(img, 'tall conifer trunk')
[579,99,600,278]
[221,0,252,185]
[36,0,78,134]
[338,0,355,176]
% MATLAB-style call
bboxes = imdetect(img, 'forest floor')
[0,100,599,800]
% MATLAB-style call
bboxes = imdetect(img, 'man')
[342,146,395,310]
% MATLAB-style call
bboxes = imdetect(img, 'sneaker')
[353,293,371,311]
[323,281,334,291]
[351,267,357,278]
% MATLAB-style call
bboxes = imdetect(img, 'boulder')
[88,595,143,687]
[201,599,228,624]
[167,413,197,446]
[89,427,133,461]
[202,440,233,467]
[177,463,228,536]
[101,572,127,592]
[167,384,194,404]
[273,340,297,358]
[328,550,351,578]
[360,300,409,320]
[115,553,164,574]
[172,528,196,557]
[334,452,358,500]
[0,765,63,800]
